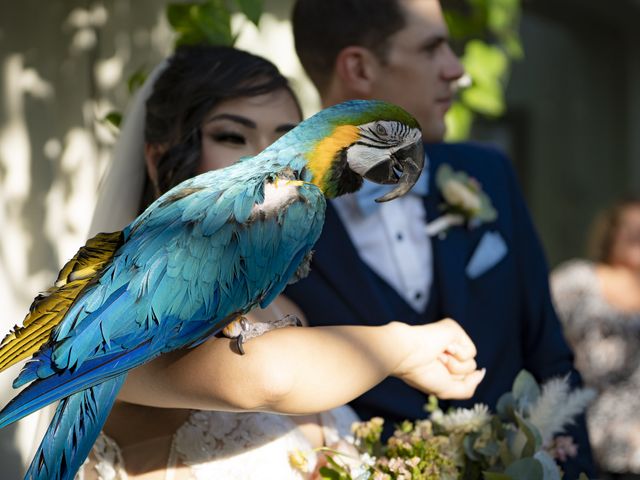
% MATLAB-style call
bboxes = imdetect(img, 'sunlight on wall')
[234,12,321,118]
[0,53,59,470]
[0,54,55,323]
[44,126,102,265]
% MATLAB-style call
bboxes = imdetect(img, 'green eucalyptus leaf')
[533,451,562,480]
[505,458,544,480]
[496,392,516,420]
[232,0,262,25]
[512,370,541,411]
[477,439,501,457]
[514,411,542,457]
[464,433,482,461]
[499,436,516,466]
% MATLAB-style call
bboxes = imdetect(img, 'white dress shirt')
[332,182,432,313]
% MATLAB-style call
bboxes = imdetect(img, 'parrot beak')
[362,140,425,203]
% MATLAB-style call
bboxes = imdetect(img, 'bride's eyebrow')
[205,113,256,128]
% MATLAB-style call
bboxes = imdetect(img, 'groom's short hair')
[292,0,407,94]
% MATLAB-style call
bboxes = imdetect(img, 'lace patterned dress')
[75,407,358,480]
[551,259,640,473]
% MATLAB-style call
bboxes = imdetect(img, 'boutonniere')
[425,164,497,237]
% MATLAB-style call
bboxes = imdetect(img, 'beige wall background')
[0,0,639,476]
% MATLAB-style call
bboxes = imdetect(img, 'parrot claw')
[236,335,246,355]
[224,313,303,355]
[281,314,303,327]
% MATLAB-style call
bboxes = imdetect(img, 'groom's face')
[369,0,464,142]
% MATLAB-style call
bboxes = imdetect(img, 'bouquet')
[290,370,594,480]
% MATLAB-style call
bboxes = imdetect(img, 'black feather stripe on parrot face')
[327,148,365,198]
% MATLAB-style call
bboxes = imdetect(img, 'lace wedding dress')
[75,406,358,480]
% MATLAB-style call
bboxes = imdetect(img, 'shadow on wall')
[0,425,24,480]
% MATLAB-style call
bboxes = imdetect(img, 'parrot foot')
[223,314,303,355]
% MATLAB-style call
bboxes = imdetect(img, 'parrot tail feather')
[25,373,126,480]
[0,341,150,429]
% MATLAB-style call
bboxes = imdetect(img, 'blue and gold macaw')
[0,100,423,480]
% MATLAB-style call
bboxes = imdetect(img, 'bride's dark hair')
[140,45,300,210]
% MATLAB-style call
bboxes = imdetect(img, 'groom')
[284,0,596,476]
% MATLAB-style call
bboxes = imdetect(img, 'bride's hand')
[390,318,485,399]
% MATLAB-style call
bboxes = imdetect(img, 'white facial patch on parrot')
[346,121,422,176]
[252,177,303,217]
[346,144,390,176]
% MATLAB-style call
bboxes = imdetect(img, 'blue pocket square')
[466,231,508,279]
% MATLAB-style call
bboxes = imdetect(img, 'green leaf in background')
[197,0,233,45]
[232,0,262,26]
[443,0,523,141]
[103,112,122,129]
[167,0,234,47]
[487,0,519,34]
[463,40,508,89]
[166,3,199,36]
[461,83,505,117]
[445,102,474,141]
[127,68,148,93]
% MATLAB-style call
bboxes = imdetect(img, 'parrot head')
[292,99,424,201]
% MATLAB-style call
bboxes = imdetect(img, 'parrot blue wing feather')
[2,147,341,480]
[25,374,126,480]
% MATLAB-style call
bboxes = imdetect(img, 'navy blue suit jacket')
[285,142,595,477]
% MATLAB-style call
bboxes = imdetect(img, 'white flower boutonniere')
[426,164,497,237]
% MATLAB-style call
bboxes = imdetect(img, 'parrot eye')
[374,123,389,138]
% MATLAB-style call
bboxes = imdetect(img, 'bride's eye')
[212,132,246,145]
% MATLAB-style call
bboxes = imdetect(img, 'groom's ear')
[144,143,166,197]
[334,46,379,98]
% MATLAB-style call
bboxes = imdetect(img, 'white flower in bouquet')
[431,403,491,433]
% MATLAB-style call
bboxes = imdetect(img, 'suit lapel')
[311,202,393,325]
[425,145,472,325]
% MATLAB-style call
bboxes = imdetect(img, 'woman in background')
[75,45,483,479]
[551,196,640,479]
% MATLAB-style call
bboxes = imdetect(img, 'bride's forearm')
[119,322,414,413]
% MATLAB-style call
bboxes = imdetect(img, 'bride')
[71,45,484,479]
